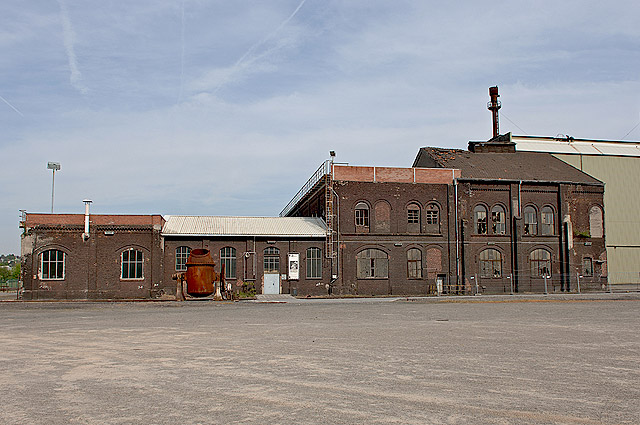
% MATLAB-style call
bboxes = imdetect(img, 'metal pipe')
[454,173,460,290]
[82,200,92,241]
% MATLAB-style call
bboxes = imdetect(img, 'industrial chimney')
[487,86,501,138]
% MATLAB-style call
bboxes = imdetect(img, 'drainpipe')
[454,172,460,290]
[82,200,92,241]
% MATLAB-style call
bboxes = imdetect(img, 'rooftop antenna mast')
[487,86,501,138]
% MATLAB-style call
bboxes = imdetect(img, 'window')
[356,249,388,279]
[583,257,593,277]
[425,203,440,233]
[407,207,420,224]
[523,206,537,235]
[589,206,603,238]
[220,247,236,279]
[407,248,422,279]
[491,205,506,235]
[530,249,551,278]
[355,202,369,227]
[541,206,554,236]
[121,248,143,279]
[407,203,420,233]
[40,249,65,280]
[175,246,191,271]
[306,247,322,279]
[263,247,280,273]
[474,205,488,234]
[479,249,502,278]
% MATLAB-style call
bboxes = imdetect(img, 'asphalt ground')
[0,294,638,424]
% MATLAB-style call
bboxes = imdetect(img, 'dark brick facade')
[20,214,165,300]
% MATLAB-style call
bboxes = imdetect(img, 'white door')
[264,273,280,294]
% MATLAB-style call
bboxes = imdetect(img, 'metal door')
[264,273,280,294]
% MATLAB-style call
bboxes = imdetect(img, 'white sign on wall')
[288,253,300,280]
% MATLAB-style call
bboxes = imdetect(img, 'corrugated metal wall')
[555,154,640,285]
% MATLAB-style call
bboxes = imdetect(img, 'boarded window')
[589,206,603,238]
[425,203,440,234]
[426,247,442,279]
[407,203,420,233]
[356,249,388,279]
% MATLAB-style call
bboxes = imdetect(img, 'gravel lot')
[1,295,638,424]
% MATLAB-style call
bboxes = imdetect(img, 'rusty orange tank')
[185,249,217,297]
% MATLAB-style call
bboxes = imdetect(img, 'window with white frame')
[40,249,65,280]
[220,247,236,279]
[121,248,143,280]
[175,246,191,271]
[306,247,322,279]
[263,247,280,273]
[355,202,370,227]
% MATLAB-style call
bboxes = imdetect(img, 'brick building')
[20,140,606,299]
[282,139,606,295]
[20,213,165,300]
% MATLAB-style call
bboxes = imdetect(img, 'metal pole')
[577,272,581,293]
[475,274,479,295]
[544,275,548,295]
[51,169,55,214]
[509,273,513,295]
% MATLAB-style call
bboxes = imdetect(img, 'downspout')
[454,171,460,290]
[331,186,340,285]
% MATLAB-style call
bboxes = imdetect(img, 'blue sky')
[1,0,639,253]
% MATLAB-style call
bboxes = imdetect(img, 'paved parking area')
[1,296,638,424]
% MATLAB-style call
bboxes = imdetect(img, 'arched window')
[479,249,502,278]
[474,205,488,234]
[589,206,603,238]
[425,203,440,233]
[40,249,65,280]
[530,249,551,278]
[306,247,322,279]
[121,248,143,280]
[541,206,555,235]
[355,202,370,228]
[263,247,280,273]
[220,247,236,279]
[407,248,422,279]
[523,206,537,235]
[407,203,420,233]
[356,249,388,279]
[175,246,191,271]
[491,205,506,235]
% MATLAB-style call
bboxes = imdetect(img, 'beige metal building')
[509,134,640,286]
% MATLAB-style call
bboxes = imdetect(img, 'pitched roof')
[413,147,603,185]
[162,216,327,237]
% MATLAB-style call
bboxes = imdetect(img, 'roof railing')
[280,161,330,217]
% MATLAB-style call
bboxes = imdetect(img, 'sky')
[1,0,639,254]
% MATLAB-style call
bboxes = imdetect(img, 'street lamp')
[47,162,60,213]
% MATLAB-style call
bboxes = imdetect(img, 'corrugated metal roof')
[162,216,327,237]
[513,136,640,157]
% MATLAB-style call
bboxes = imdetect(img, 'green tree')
[11,263,20,280]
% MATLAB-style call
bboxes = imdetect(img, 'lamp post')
[47,162,60,213]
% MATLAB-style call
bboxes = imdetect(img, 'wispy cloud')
[57,0,89,95]
[0,94,24,117]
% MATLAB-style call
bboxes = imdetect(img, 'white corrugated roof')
[162,216,327,237]
[513,136,640,157]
